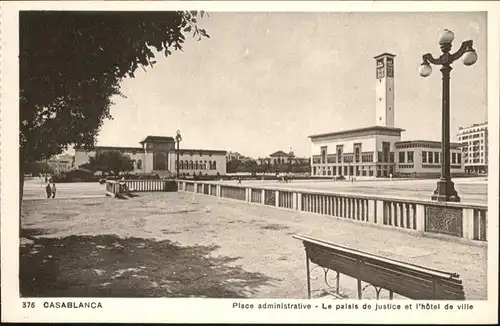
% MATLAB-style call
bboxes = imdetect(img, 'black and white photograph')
[1,1,499,324]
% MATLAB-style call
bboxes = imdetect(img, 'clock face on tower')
[376,58,385,79]
[387,57,394,77]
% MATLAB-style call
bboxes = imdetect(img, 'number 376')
[22,301,35,308]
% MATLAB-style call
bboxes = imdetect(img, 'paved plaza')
[23,178,106,200]
[20,191,487,299]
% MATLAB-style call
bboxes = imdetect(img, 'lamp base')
[431,179,461,202]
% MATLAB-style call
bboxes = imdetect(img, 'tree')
[22,161,54,176]
[19,10,210,200]
[82,151,134,176]
[226,159,240,173]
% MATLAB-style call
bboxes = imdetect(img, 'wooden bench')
[292,234,465,300]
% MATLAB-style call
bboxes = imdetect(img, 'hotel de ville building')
[309,53,464,179]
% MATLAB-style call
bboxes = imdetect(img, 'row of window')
[313,166,377,177]
[398,151,415,163]
[421,151,462,164]
[175,160,218,170]
[316,152,392,164]
[459,132,484,140]
[422,164,463,169]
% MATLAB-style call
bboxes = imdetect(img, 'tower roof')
[139,136,175,144]
[308,125,405,140]
[374,53,396,59]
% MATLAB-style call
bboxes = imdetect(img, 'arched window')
[180,161,184,170]
[195,161,199,170]
[189,160,193,169]
[204,160,208,170]
[212,161,217,170]
[355,148,360,163]
[137,159,142,170]
[337,149,342,163]
[209,161,213,170]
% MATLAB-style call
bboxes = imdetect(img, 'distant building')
[74,135,227,176]
[269,151,290,165]
[395,141,464,178]
[226,151,254,163]
[226,151,242,162]
[47,154,73,174]
[256,157,271,165]
[457,122,488,174]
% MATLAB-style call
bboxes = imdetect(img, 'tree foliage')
[20,10,210,164]
[22,161,54,176]
[82,151,134,175]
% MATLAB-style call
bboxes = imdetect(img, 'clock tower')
[374,53,396,127]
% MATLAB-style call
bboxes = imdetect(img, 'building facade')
[395,141,464,177]
[309,52,465,179]
[309,126,403,178]
[74,135,227,176]
[269,151,291,165]
[456,122,488,174]
[47,154,74,174]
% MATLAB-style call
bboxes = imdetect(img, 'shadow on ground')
[20,229,275,298]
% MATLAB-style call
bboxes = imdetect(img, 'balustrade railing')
[176,180,488,242]
[278,191,294,209]
[106,179,177,197]
[251,189,263,204]
[124,179,175,192]
[382,200,417,230]
[210,184,217,196]
[264,190,276,206]
[105,180,120,197]
[220,185,246,201]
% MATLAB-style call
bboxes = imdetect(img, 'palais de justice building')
[75,135,227,176]
[309,53,464,178]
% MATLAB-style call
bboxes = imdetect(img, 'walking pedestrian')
[45,181,52,198]
[50,181,57,198]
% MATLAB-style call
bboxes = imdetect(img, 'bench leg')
[305,250,311,299]
[389,290,394,300]
[336,271,340,295]
[357,278,362,299]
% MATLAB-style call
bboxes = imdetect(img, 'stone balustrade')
[177,180,488,242]
[105,179,177,197]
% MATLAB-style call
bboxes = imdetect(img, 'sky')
[89,11,487,159]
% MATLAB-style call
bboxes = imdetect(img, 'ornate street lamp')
[419,29,478,202]
[175,129,182,179]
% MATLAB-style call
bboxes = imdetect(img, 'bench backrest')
[293,234,465,300]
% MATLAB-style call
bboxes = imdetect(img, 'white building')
[47,154,74,174]
[395,140,464,178]
[309,52,465,178]
[457,122,488,174]
[309,126,403,178]
[75,135,227,176]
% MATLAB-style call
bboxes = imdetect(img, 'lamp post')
[419,29,478,202]
[175,129,182,179]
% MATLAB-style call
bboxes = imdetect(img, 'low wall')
[106,179,177,197]
[177,180,487,242]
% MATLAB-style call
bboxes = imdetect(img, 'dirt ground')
[20,192,487,299]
